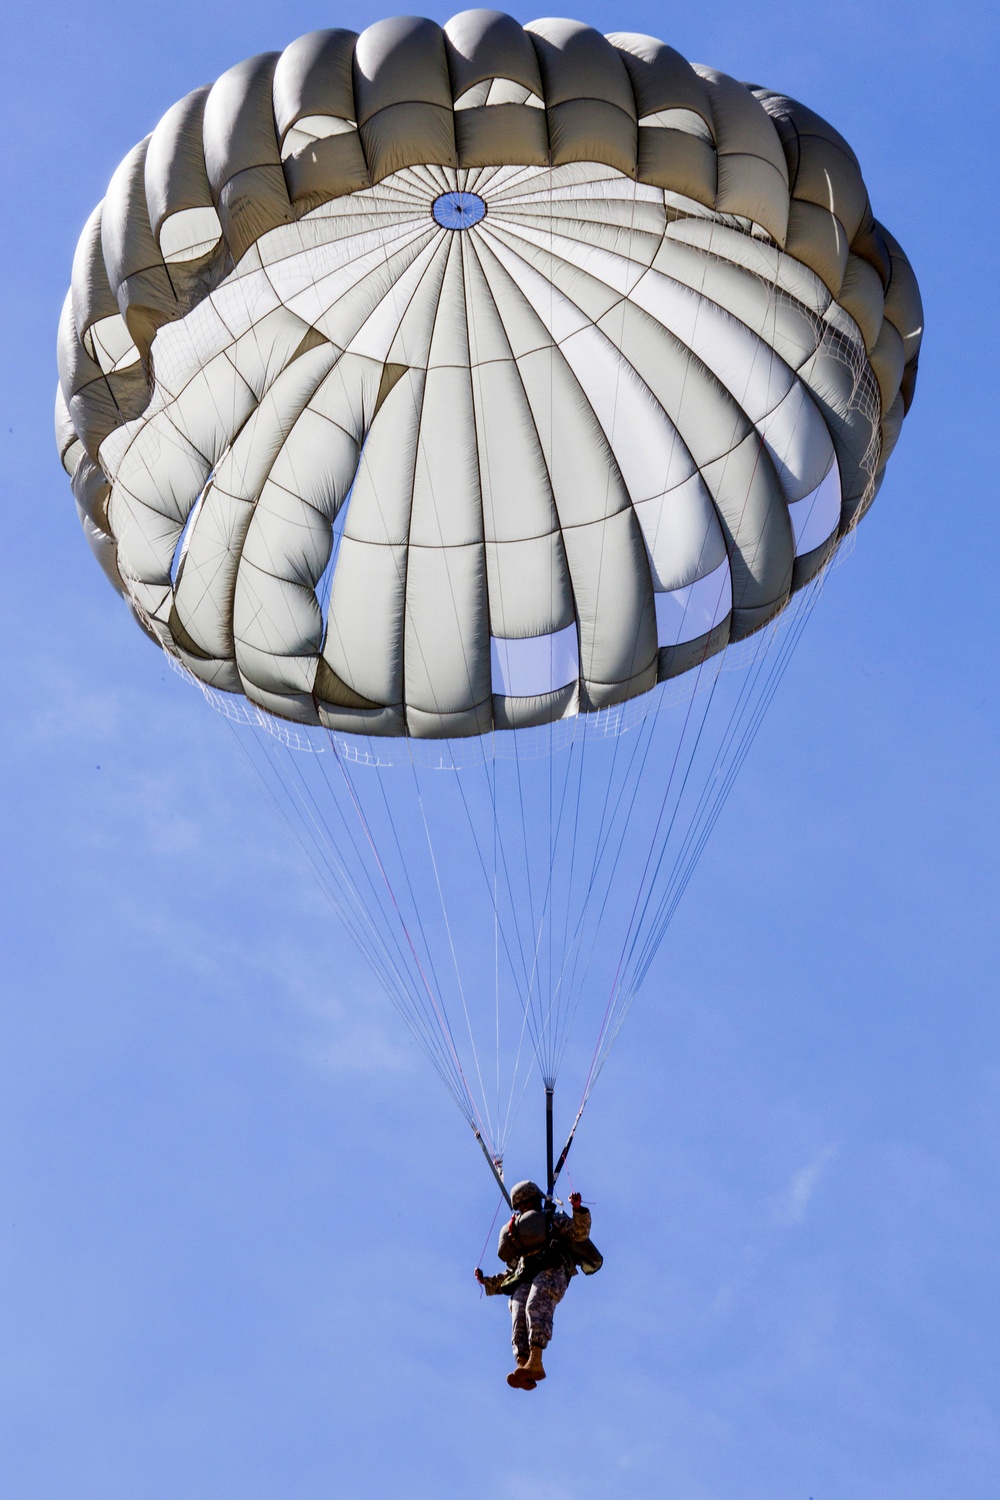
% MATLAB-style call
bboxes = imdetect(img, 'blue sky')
[1,2,997,1497]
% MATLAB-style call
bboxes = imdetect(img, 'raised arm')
[566,1191,592,1241]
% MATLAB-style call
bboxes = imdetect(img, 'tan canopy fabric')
[56,11,922,738]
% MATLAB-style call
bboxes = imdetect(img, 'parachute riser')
[473,1125,511,1208]
[542,1085,584,1201]
[552,1100,584,1190]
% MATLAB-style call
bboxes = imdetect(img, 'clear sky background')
[1,2,997,1497]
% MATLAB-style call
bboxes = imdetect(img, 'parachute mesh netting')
[55,12,921,1179]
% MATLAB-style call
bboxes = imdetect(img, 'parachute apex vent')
[432,190,487,229]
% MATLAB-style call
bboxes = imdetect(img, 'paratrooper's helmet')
[510,1180,544,1210]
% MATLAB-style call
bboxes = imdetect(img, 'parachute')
[55,12,922,1194]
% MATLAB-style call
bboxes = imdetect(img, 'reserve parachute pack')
[572,1237,604,1276]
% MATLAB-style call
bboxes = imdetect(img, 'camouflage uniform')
[481,1202,593,1356]
[508,1266,568,1358]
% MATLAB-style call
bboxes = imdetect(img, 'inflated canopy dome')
[56,10,922,737]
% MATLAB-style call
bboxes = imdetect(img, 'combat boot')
[524,1346,546,1381]
[506,1357,536,1390]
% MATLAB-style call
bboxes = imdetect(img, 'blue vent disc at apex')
[432,190,487,230]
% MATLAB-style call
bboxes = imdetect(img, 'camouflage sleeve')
[480,1272,509,1296]
[567,1205,592,1242]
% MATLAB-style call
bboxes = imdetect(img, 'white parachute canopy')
[55,12,921,1180]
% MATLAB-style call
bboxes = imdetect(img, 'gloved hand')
[475,1267,486,1284]
[569,1191,583,1210]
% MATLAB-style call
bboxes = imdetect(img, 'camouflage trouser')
[509,1267,569,1357]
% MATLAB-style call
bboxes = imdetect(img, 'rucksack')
[570,1236,604,1275]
